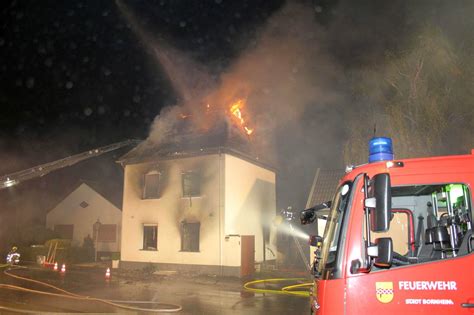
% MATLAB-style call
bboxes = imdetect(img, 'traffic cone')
[60,263,66,273]
[105,267,111,279]
[53,262,58,271]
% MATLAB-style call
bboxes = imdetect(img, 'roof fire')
[229,99,254,136]
[118,104,260,165]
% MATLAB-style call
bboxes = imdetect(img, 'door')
[344,180,474,314]
[241,235,255,277]
[346,255,474,314]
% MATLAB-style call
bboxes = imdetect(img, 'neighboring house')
[46,182,122,253]
[118,120,277,277]
[306,168,346,237]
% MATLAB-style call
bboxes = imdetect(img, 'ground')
[0,263,311,314]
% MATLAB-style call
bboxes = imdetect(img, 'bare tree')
[344,26,474,165]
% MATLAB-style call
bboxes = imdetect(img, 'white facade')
[120,151,276,275]
[46,183,122,253]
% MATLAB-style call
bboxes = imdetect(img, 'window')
[98,224,117,242]
[143,171,161,199]
[181,222,200,252]
[371,209,413,256]
[79,201,89,208]
[54,224,74,239]
[319,182,352,274]
[182,171,200,197]
[143,224,158,250]
[368,183,472,268]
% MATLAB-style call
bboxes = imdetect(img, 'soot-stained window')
[181,222,200,252]
[182,171,200,197]
[143,171,161,199]
[143,224,158,250]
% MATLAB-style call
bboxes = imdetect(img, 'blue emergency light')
[369,137,393,163]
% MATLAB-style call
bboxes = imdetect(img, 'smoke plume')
[115,0,348,207]
[117,0,474,208]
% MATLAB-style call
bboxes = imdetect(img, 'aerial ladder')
[0,139,140,190]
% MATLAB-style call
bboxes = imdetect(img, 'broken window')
[143,171,161,199]
[181,222,200,252]
[143,224,158,250]
[98,224,117,242]
[182,171,200,197]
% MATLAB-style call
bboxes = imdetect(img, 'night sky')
[0,0,413,162]
[0,1,285,164]
[1,0,473,252]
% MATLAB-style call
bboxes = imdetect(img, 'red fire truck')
[301,139,474,314]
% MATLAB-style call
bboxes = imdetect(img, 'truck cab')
[303,147,474,314]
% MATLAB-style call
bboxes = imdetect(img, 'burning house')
[117,102,277,277]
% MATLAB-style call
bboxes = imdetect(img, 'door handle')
[461,303,474,308]
[468,234,473,253]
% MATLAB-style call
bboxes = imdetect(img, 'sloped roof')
[79,180,122,209]
[48,180,122,212]
[306,168,345,208]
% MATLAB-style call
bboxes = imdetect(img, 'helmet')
[12,246,17,251]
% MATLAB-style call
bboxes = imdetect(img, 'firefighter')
[6,246,20,265]
[8,246,17,255]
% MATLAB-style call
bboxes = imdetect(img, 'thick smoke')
[116,0,218,146]
[205,3,345,164]
[117,0,474,208]
[116,1,347,208]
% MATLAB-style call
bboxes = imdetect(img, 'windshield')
[318,182,352,275]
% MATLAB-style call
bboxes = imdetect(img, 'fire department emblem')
[375,282,394,303]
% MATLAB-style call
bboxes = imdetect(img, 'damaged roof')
[117,114,274,171]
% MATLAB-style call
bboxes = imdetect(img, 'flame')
[230,99,253,136]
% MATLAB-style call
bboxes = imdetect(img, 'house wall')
[121,154,222,266]
[121,152,277,272]
[46,183,122,252]
[224,154,277,265]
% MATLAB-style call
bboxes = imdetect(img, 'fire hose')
[243,278,312,297]
[0,265,182,313]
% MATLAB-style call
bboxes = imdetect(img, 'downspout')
[218,151,224,276]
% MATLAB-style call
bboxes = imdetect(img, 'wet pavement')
[0,264,311,314]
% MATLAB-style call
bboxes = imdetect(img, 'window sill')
[181,196,203,199]
[140,249,158,251]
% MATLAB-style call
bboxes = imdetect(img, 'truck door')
[346,182,474,314]
[347,251,474,314]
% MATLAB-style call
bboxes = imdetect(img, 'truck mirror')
[369,173,391,232]
[372,237,393,268]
